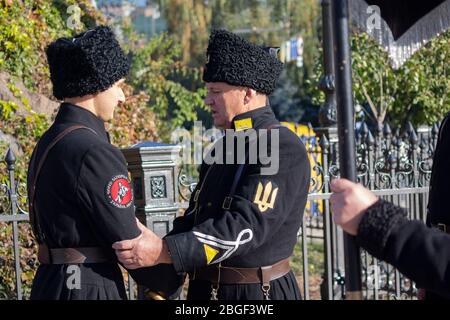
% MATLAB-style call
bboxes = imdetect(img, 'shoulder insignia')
[234,118,253,132]
[106,174,133,208]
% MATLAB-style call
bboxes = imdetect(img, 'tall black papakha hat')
[202,29,283,95]
[46,25,129,100]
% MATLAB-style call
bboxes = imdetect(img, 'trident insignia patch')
[253,181,278,213]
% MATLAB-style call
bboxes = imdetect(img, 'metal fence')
[0,121,438,300]
[296,121,436,300]
[0,149,29,300]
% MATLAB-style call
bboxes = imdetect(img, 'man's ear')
[243,87,256,105]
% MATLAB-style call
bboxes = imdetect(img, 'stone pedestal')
[121,142,182,237]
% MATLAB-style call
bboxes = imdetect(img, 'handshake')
[113,219,184,298]
[112,218,172,269]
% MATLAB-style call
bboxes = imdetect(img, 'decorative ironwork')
[178,166,198,202]
[13,177,28,215]
[150,176,166,199]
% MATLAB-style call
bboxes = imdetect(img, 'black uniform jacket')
[420,112,450,299]
[427,112,450,227]
[357,199,450,298]
[27,103,141,300]
[162,106,310,299]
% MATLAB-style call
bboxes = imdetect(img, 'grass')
[291,238,325,299]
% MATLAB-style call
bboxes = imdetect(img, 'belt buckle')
[437,223,447,233]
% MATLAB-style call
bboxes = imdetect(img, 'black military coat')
[423,112,450,299]
[427,112,450,227]
[27,103,141,300]
[163,106,311,300]
[357,199,450,298]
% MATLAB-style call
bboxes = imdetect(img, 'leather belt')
[431,223,450,234]
[190,258,291,284]
[38,244,115,264]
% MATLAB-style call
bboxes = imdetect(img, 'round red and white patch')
[106,175,133,208]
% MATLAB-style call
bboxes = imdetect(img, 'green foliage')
[0,100,18,120]
[292,239,324,277]
[389,32,450,125]
[126,28,207,141]
[0,0,103,95]
[0,89,49,299]
[309,30,450,126]
[351,32,396,125]
[158,0,321,124]
[107,82,159,148]
[0,222,37,299]
[0,2,44,90]
[0,89,48,162]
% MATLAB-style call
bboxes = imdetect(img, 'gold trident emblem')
[253,181,278,213]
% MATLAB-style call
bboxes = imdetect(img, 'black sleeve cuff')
[164,233,187,274]
[356,199,407,259]
[127,264,184,296]
[164,231,208,274]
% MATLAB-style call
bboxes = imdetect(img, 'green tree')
[0,0,103,96]
[158,0,210,67]
[158,0,322,124]
[309,30,450,127]
[390,32,450,125]
[123,23,207,141]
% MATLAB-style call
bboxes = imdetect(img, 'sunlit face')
[204,82,246,129]
[93,79,126,122]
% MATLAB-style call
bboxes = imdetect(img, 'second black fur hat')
[202,29,283,95]
[46,25,129,100]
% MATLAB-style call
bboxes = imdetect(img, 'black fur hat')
[202,29,283,95]
[46,25,129,100]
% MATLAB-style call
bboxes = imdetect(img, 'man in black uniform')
[27,25,147,299]
[113,30,311,300]
[330,178,450,298]
[423,112,450,299]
